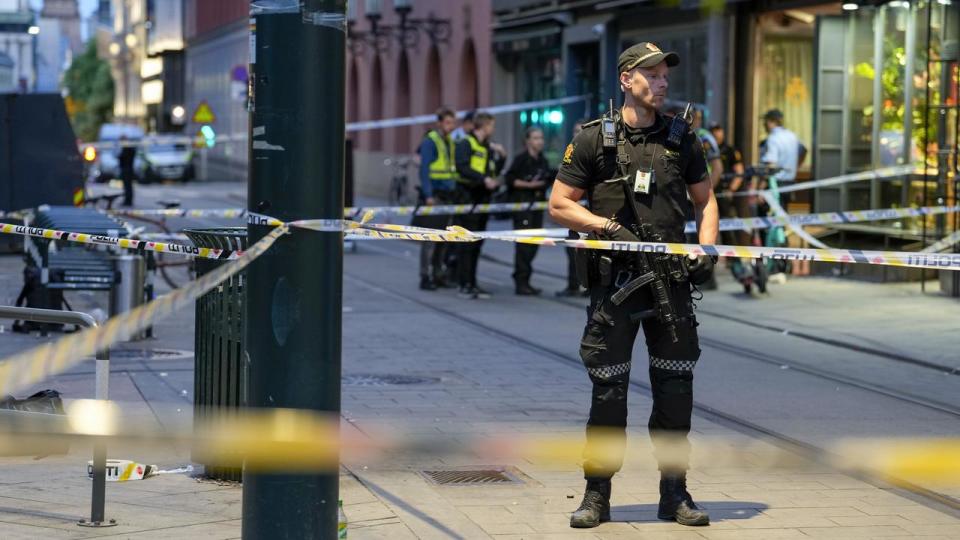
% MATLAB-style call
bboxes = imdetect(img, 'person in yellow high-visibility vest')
[453,112,505,299]
[414,108,458,291]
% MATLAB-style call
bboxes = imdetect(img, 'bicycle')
[384,156,417,206]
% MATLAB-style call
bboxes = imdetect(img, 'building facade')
[0,0,37,93]
[493,0,958,214]
[347,0,494,196]
[179,0,494,187]
[183,0,248,181]
[36,0,82,93]
[143,0,185,133]
[108,0,147,121]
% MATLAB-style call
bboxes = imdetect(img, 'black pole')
[243,1,346,538]
[921,3,932,293]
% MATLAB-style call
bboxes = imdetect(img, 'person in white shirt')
[760,109,799,186]
[760,109,801,282]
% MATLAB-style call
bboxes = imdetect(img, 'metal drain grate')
[420,468,523,486]
[342,374,440,387]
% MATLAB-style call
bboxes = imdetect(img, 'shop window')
[758,37,814,172]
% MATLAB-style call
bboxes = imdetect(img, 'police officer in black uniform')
[504,126,554,295]
[548,42,720,529]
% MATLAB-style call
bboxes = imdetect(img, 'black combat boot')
[658,474,709,526]
[569,479,611,528]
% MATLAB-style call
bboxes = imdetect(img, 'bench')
[16,207,131,329]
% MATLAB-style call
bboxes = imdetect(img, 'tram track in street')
[346,269,960,515]
[350,241,960,514]
[478,253,959,376]
[383,243,960,418]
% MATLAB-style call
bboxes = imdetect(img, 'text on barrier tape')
[0,223,239,260]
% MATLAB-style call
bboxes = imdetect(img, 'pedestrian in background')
[504,126,554,295]
[454,112,504,299]
[710,124,747,239]
[414,107,458,291]
[760,108,800,200]
[118,135,137,207]
[710,122,753,283]
[556,118,589,297]
[760,108,801,282]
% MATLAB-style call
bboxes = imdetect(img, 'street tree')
[63,41,114,142]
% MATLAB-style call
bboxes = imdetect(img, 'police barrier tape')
[4,206,959,272]
[0,217,378,260]
[335,220,960,272]
[2,403,958,486]
[107,203,960,236]
[922,229,960,254]
[0,223,242,260]
[760,191,829,249]
[721,165,917,197]
[270,215,960,271]
[0,225,288,397]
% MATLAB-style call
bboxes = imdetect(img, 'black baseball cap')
[762,109,784,122]
[618,42,680,73]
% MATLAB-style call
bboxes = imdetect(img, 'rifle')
[603,177,684,343]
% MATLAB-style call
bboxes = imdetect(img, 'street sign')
[192,100,216,124]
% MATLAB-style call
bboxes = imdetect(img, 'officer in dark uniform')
[548,42,720,528]
[454,112,505,299]
[504,126,555,295]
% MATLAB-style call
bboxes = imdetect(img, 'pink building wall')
[346,0,493,154]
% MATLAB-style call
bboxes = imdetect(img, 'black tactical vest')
[584,111,692,243]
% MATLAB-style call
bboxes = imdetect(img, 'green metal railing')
[183,228,247,482]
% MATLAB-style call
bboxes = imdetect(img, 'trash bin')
[183,227,247,482]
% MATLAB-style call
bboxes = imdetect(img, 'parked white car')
[136,140,195,183]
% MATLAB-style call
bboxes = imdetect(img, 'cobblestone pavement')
[0,183,956,538]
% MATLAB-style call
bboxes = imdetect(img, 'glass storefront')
[793,1,959,218]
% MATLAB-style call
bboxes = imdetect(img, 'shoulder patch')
[563,143,576,164]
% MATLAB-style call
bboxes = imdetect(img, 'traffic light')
[200,125,216,148]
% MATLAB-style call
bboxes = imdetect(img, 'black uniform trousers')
[512,209,543,286]
[455,188,489,288]
[416,190,455,281]
[579,267,701,480]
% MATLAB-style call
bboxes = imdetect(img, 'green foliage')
[63,41,114,141]
[855,31,940,164]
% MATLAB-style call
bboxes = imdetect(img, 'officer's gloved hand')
[600,220,640,243]
[686,254,717,285]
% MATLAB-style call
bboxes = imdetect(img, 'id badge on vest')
[633,168,654,194]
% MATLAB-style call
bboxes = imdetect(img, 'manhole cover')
[107,348,193,361]
[342,374,439,386]
[420,467,523,486]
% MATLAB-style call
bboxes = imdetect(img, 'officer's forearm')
[694,193,719,245]
[549,196,608,234]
